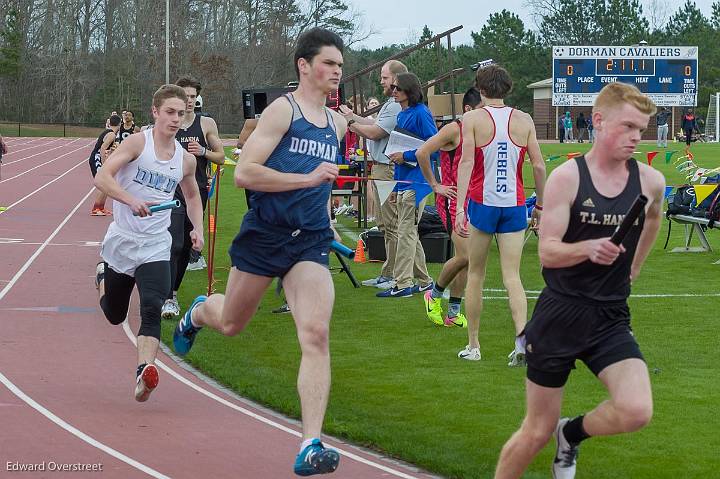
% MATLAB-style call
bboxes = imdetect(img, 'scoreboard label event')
[552,46,698,107]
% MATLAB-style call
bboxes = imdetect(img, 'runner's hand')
[433,184,457,199]
[454,210,469,238]
[587,238,625,265]
[129,198,156,217]
[190,229,204,252]
[330,225,341,242]
[187,141,205,157]
[308,162,339,187]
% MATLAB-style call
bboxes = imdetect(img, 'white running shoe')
[457,345,481,361]
[161,299,180,319]
[552,418,579,479]
[134,364,159,402]
[361,275,391,287]
[186,255,207,271]
[375,279,395,290]
[507,348,526,367]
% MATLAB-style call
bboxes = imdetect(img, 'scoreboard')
[552,45,698,107]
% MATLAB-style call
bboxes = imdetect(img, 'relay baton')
[331,240,355,259]
[610,194,648,245]
[133,200,181,215]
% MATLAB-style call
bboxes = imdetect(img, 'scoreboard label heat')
[552,46,698,107]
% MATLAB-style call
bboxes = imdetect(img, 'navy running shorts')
[229,210,333,278]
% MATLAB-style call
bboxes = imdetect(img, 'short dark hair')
[109,114,122,127]
[462,87,482,109]
[475,64,512,99]
[175,76,202,94]
[294,27,344,78]
[395,72,423,106]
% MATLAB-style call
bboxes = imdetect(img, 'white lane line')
[0,187,170,478]
[0,373,170,478]
[0,158,89,215]
[0,140,89,176]
[121,322,419,479]
[0,138,67,159]
[0,187,96,301]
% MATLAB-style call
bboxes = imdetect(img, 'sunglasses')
[390,84,403,92]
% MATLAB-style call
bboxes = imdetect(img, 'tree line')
[1,0,719,133]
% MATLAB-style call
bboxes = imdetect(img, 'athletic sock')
[300,438,318,453]
[431,283,445,299]
[172,291,178,301]
[136,363,147,379]
[448,297,462,316]
[563,415,590,444]
[515,333,526,353]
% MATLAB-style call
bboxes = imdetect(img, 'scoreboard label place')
[552,45,698,107]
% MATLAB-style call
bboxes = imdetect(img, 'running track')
[0,137,436,478]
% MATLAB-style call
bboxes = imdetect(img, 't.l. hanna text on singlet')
[288,136,337,162]
[178,135,200,144]
[578,211,640,227]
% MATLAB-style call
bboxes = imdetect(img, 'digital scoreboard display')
[552,46,698,107]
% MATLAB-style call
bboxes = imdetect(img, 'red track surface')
[0,138,436,479]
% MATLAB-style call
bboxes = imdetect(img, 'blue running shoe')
[294,439,340,476]
[173,295,206,356]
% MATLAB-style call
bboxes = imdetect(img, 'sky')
[348,0,719,50]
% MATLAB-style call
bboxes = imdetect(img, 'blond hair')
[593,82,656,116]
[152,84,188,109]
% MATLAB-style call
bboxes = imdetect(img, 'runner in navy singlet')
[173,28,347,476]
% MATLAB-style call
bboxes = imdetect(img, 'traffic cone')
[353,238,366,263]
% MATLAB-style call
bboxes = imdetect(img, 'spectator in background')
[587,115,594,143]
[576,112,587,143]
[380,72,436,298]
[339,60,408,290]
[682,108,698,147]
[558,114,565,143]
[656,107,669,148]
[0,133,7,163]
[365,96,380,222]
[563,111,574,142]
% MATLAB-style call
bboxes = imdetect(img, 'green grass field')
[161,143,719,478]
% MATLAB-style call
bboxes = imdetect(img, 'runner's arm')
[179,151,205,251]
[416,122,457,194]
[235,98,338,192]
[100,132,116,162]
[201,116,226,166]
[94,134,153,215]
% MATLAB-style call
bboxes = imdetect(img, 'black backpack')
[666,185,695,216]
[418,206,446,236]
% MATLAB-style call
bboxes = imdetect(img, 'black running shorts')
[524,289,644,388]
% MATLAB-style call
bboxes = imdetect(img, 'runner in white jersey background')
[455,64,546,364]
[93,84,204,402]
